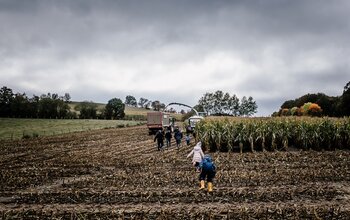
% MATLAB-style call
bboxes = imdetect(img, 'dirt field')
[0,126,349,219]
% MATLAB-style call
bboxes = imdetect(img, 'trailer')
[147,111,172,135]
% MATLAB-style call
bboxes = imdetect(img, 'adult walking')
[154,130,164,151]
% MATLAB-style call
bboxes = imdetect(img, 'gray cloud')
[1,0,349,116]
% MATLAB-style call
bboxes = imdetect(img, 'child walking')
[199,155,216,192]
[185,134,191,146]
[186,141,204,172]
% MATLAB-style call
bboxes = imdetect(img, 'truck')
[147,111,173,135]
[164,102,206,134]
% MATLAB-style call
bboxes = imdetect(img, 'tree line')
[125,91,258,117]
[273,81,350,117]
[0,86,258,119]
[0,86,72,119]
[0,86,125,120]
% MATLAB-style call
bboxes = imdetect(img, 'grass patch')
[0,118,145,140]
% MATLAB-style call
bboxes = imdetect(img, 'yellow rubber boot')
[200,180,205,190]
[208,182,213,192]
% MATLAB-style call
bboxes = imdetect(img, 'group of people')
[153,126,191,151]
[153,127,216,192]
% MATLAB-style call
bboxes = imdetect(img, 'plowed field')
[0,126,349,219]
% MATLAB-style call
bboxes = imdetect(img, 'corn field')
[0,125,349,219]
[196,117,350,152]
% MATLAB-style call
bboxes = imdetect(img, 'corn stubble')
[0,125,349,219]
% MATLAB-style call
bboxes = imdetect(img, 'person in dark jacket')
[164,128,172,149]
[199,155,216,192]
[174,128,183,149]
[154,130,164,151]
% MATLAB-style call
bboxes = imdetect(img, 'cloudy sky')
[1,0,349,116]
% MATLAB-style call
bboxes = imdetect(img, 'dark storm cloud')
[1,0,349,116]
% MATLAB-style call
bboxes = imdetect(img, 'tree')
[279,93,338,117]
[281,100,297,109]
[227,94,240,116]
[75,101,98,119]
[38,94,57,118]
[57,99,70,119]
[193,104,205,113]
[28,95,40,118]
[198,92,215,115]
[239,96,258,116]
[198,91,257,116]
[308,103,323,116]
[0,86,14,117]
[145,101,152,109]
[63,93,71,103]
[301,102,322,116]
[151,100,165,111]
[280,108,291,116]
[105,98,125,119]
[138,97,149,108]
[36,93,71,119]
[125,95,137,107]
[290,107,301,116]
[11,93,30,118]
[341,81,350,116]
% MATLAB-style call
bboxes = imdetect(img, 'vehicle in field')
[147,111,173,135]
[187,115,204,132]
[164,102,206,134]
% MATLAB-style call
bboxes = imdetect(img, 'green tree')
[138,97,149,108]
[198,92,215,114]
[63,93,71,103]
[228,94,240,116]
[37,93,71,119]
[28,95,40,118]
[38,94,56,118]
[125,95,137,107]
[11,93,30,118]
[57,99,70,119]
[105,98,125,119]
[281,100,297,109]
[198,91,257,116]
[193,104,205,113]
[239,96,258,116]
[75,101,98,119]
[0,86,14,117]
[341,81,350,116]
[151,100,165,111]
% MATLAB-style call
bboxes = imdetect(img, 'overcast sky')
[1,0,349,116]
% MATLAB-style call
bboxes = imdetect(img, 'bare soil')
[0,126,349,219]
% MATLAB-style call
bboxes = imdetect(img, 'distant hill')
[69,101,182,120]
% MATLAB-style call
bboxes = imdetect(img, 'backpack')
[201,155,216,172]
